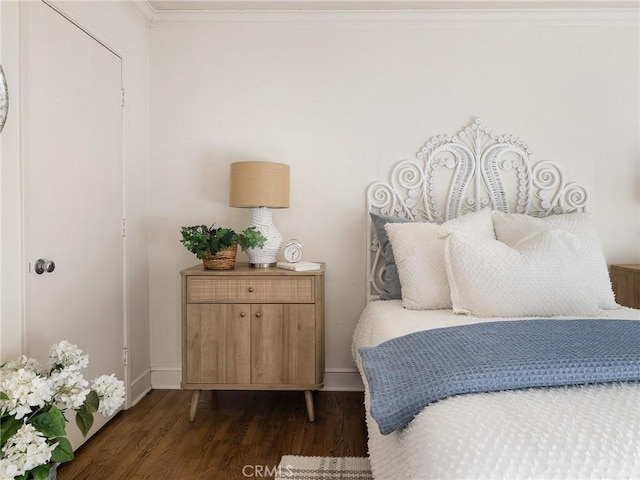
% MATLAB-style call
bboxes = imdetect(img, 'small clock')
[283,239,303,263]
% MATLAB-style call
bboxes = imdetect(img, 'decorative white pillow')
[443,230,601,318]
[492,211,617,310]
[384,209,495,310]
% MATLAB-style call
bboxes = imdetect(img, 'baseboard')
[149,366,364,392]
[323,368,364,392]
[150,366,182,389]
[129,368,152,408]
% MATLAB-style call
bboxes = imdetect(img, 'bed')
[352,119,640,479]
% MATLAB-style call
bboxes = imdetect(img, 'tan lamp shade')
[229,161,290,208]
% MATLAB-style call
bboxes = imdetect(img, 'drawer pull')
[239,312,246,318]
[255,312,262,318]
[248,287,254,293]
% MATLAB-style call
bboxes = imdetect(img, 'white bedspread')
[352,301,640,480]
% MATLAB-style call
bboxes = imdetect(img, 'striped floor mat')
[275,456,373,480]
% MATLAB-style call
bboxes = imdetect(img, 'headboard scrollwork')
[366,118,589,300]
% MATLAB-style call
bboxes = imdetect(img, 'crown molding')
[127,0,639,25]
[146,1,640,11]
[148,8,639,26]
[124,0,156,24]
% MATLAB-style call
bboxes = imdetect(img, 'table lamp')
[229,161,290,267]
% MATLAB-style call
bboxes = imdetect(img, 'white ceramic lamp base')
[247,207,281,267]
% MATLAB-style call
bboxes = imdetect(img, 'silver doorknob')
[34,259,55,275]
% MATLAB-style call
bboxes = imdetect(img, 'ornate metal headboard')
[366,118,589,301]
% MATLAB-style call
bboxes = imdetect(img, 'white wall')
[0,0,151,406]
[148,9,639,390]
[3,4,637,395]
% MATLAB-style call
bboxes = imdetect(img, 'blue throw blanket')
[358,319,640,435]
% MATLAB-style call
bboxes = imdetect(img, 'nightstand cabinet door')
[185,304,251,384]
[251,304,316,385]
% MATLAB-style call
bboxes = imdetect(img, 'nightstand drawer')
[187,276,315,303]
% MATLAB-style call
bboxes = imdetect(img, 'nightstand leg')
[304,390,315,422]
[189,389,201,422]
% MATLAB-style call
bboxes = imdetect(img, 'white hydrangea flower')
[0,369,53,419]
[1,355,43,374]
[0,457,21,480]
[49,340,89,371]
[49,367,89,410]
[1,340,125,474]
[1,423,57,477]
[91,374,125,416]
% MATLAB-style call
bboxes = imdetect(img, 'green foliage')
[74,390,99,436]
[236,226,266,252]
[0,415,21,445]
[29,463,54,480]
[50,437,74,463]
[31,407,66,437]
[180,224,266,259]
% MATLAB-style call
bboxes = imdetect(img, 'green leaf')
[0,415,22,445]
[238,226,266,251]
[75,409,94,437]
[0,391,8,400]
[51,437,74,463]
[31,407,67,437]
[83,390,99,414]
[28,463,51,480]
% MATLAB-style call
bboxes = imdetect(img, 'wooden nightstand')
[610,264,640,309]
[180,263,325,422]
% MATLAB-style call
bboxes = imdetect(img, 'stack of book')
[276,261,322,272]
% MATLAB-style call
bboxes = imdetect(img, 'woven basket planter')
[203,243,238,270]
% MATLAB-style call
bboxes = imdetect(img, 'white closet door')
[23,1,125,449]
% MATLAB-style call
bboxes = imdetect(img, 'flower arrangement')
[0,341,125,480]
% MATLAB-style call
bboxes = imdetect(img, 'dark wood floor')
[57,389,368,480]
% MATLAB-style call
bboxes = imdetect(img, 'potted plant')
[180,225,266,270]
[0,340,125,480]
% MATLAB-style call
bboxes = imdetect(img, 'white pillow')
[443,230,601,318]
[492,211,617,310]
[384,208,495,310]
